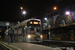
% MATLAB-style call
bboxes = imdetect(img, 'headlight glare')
[28,35,31,38]
[40,35,43,38]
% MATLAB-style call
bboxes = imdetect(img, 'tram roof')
[14,18,41,28]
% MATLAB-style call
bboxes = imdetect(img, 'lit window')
[33,22,38,24]
[30,21,32,24]
[39,22,40,24]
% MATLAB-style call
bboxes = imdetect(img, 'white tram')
[14,18,43,42]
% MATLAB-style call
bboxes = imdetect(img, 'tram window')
[37,28,39,32]
[36,28,41,34]
[30,28,41,34]
[36,28,40,32]
[30,30,35,34]
[15,30,17,34]
[31,28,34,30]
[30,28,35,34]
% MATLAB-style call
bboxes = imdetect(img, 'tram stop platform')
[0,40,61,50]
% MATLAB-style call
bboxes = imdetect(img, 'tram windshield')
[30,28,41,34]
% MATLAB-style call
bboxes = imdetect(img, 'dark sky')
[0,0,75,22]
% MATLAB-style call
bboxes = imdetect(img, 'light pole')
[44,17,51,40]
[22,11,26,20]
[20,7,23,21]
[53,6,57,27]
[44,17,50,40]
[44,17,48,28]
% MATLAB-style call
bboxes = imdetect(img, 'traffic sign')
[48,25,51,27]
[6,21,9,26]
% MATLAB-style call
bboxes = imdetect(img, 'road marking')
[1,41,22,50]
[0,42,12,50]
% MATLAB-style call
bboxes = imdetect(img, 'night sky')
[0,0,75,22]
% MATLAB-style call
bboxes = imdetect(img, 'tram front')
[26,19,43,42]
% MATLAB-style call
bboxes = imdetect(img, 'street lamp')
[22,11,26,20]
[44,17,47,20]
[44,17,48,28]
[20,7,23,11]
[22,11,26,14]
[44,17,50,40]
[65,11,70,15]
[53,6,57,10]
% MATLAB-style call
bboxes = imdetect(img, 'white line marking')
[1,41,22,50]
[0,42,12,50]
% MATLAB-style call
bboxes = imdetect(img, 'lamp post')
[44,17,50,40]
[22,11,26,20]
[44,17,48,28]
[53,6,57,27]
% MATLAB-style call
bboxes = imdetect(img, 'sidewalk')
[0,39,22,50]
[0,39,62,50]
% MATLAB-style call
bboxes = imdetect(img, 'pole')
[7,25,8,29]
[48,25,51,40]
[49,27,50,40]
[7,25,9,41]
[24,14,25,20]
[6,22,9,41]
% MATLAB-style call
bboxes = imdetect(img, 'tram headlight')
[30,21,32,24]
[40,35,43,38]
[28,35,31,38]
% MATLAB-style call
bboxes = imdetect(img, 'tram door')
[22,26,27,42]
[26,28,30,34]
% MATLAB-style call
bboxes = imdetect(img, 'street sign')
[5,30,8,35]
[6,21,9,26]
[48,25,51,27]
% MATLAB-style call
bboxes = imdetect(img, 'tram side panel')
[14,26,26,42]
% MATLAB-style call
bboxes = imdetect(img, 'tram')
[14,18,43,42]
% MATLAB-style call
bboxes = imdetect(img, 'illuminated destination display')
[30,21,32,24]
[33,22,38,24]
[30,21,40,24]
